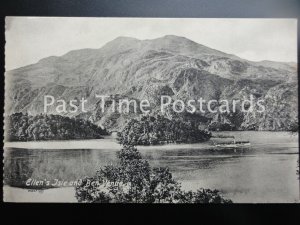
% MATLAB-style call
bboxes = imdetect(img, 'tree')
[117,115,211,146]
[6,113,109,141]
[75,145,232,203]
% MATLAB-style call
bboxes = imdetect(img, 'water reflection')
[3,131,299,202]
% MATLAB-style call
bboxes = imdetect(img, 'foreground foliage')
[117,115,212,145]
[6,113,108,141]
[75,145,232,203]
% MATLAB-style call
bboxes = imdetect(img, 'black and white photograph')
[3,17,299,203]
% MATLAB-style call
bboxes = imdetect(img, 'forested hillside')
[6,113,108,141]
[117,115,212,145]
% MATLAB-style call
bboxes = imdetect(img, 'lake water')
[3,131,299,203]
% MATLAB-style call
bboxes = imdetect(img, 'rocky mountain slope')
[5,35,298,131]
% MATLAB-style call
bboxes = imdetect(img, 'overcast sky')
[5,17,297,70]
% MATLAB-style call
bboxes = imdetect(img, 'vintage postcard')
[3,17,299,203]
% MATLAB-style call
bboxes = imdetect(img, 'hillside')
[5,35,298,131]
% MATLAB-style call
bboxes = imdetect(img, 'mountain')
[5,35,298,131]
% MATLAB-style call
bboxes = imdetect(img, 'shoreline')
[3,131,299,203]
[4,131,298,150]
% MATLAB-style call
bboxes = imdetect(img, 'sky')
[5,17,297,70]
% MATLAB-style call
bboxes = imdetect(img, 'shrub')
[75,145,232,203]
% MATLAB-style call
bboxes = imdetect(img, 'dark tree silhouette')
[75,145,232,203]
